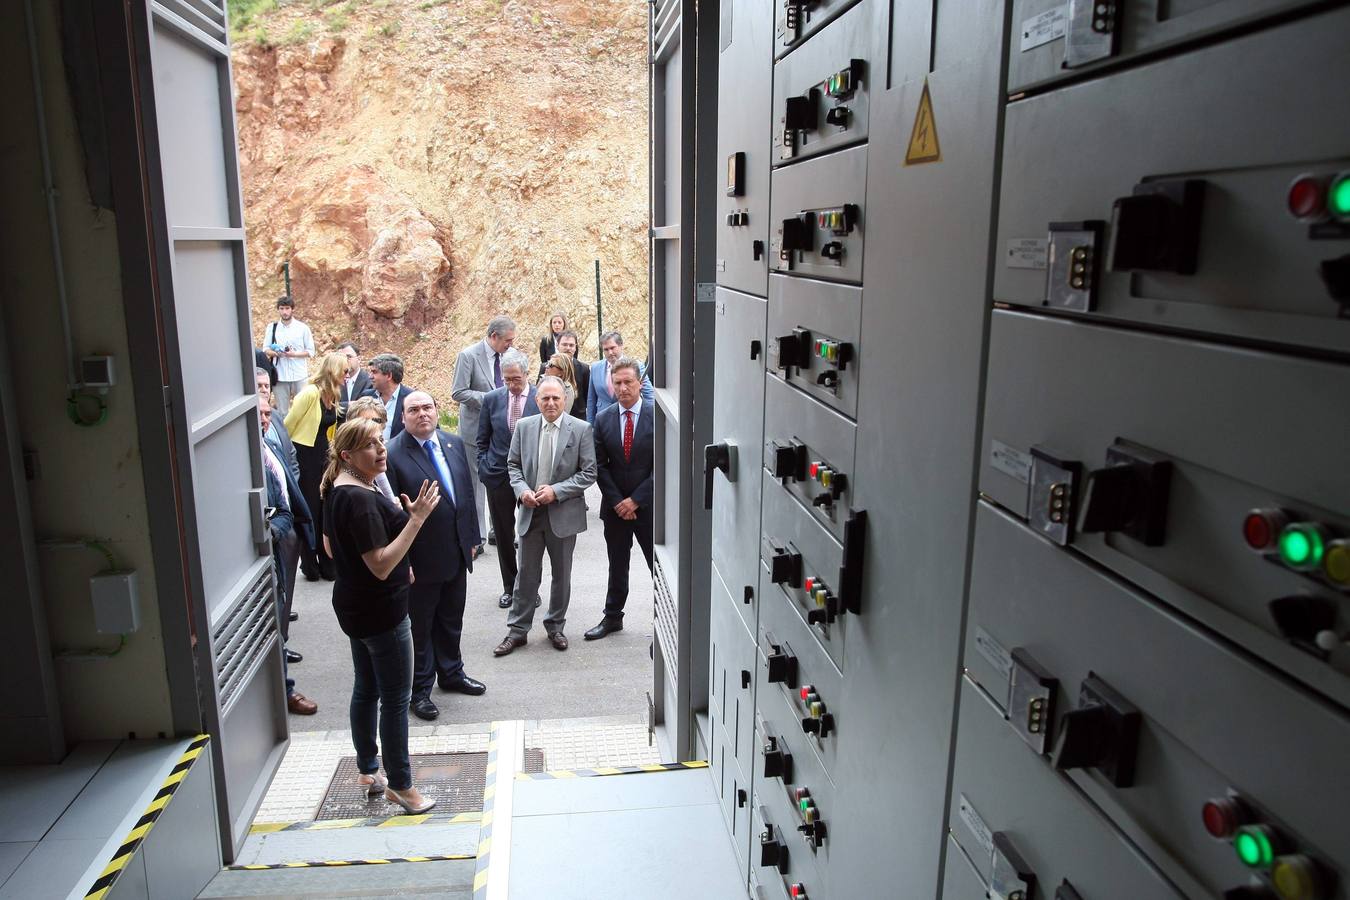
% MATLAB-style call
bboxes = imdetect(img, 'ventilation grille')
[653,555,677,684]
[156,0,227,43]
[212,565,277,712]
[651,0,681,61]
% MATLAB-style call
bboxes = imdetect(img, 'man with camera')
[265,296,315,417]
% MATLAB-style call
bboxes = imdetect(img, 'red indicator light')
[800,685,812,701]
[804,576,815,592]
[1243,508,1288,552]
[789,885,805,899]
[1287,175,1327,223]
[809,462,820,478]
[1201,796,1249,839]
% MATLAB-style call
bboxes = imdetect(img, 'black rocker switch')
[1052,673,1142,788]
[1078,440,1172,546]
[780,215,814,255]
[766,643,798,687]
[768,541,803,588]
[775,328,813,371]
[769,440,807,481]
[783,91,818,133]
[762,736,793,782]
[1108,179,1205,275]
[760,828,789,871]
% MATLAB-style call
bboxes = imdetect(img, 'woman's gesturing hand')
[402,479,441,523]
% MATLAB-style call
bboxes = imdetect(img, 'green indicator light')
[1331,175,1350,219]
[799,798,810,812]
[1234,827,1275,869]
[1279,524,1324,569]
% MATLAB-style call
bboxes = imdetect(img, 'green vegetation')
[438,411,459,432]
[227,0,278,39]
[374,20,401,37]
[324,5,349,32]
[281,19,315,44]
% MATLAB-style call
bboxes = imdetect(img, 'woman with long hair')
[285,351,347,580]
[322,418,440,814]
[537,311,569,380]
[543,352,579,415]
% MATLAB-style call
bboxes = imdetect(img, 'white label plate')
[990,440,1032,484]
[1005,238,1049,270]
[958,794,996,856]
[1020,5,1067,51]
[974,626,1014,682]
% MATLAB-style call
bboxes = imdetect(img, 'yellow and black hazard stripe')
[515,760,708,781]
[227,853,474,870]
[249,810,481,833]
[471,721,502,900]
[84,735,210,900]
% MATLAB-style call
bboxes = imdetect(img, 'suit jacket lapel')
[551,416,570,473]
[434,432,460,508]
[404,430,439,484]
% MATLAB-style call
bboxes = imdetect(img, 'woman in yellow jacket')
[286,352,347,580]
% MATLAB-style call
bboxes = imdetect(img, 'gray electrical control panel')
[717,0,773,297]
[695,0,1348,897]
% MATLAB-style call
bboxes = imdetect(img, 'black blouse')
[324,484,411,638]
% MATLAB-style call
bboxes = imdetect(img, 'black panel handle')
[838,509,868,615]
[703,441,733,510]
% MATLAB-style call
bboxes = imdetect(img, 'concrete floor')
[283,484,653,731]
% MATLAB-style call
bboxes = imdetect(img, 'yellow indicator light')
[1324,540,1350,585]
[1272,855,1320,900]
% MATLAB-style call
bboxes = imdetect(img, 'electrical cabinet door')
[769,146,867,284]
[766,276,862,419]
[711,287,768,639]
[717,0,773,298]
[775,0,864,59]
[965,503,1350,896]
[979,310,1350,708]
[771,0,886,167]
[710,567,761,786]
[710,709,755,888]
[947,678,1187,899]
[995,8,1350,355]
[1008,0,1329,94]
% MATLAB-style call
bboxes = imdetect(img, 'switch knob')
[780,216,813,254]
[1051,674,1141,787]
[1319,254,1350,305]
[766,644,798,686]
[783,92,818,132]
[1078,441,1172,546]
[1268,595,1338,651]
[821,241,844,261]
[776,329,813,370]
[702,441,735,511]
[769,440,807,480]
[815,370,838,389]
[824,106,849,128]
[769,543,803,588]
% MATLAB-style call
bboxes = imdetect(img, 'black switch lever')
[703,441,735,510]
[768,440,807,481]
[783,90,818,132]
[775,327,813,371]
[825,106,849,128]
[1078,440,1171,546]
[1108,179,1205,275]
[762,736,793,781]
[765,643,798,687]
[767,541,803,588]
[780,216,813,256]
[759,829,788,871]
[1051,673,1141,788]
[837,509,867,615]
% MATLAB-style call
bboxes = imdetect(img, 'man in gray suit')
[493,377,597,655]
[452,315,517,555]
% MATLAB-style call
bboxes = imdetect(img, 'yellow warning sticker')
[905,80,941,165]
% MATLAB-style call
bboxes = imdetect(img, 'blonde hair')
[347,395,387,424]
[311,352,348,409]
[321,418,383,497]
[545,353,577,392]
[548,311,569,334]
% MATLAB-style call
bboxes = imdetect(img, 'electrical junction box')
[90,570,140,634]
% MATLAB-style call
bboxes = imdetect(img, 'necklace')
[344,465,373,486]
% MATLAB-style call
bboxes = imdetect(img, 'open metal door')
[95,0,288,863]
[649,0,719,761]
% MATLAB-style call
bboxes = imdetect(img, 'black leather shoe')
[288,611,299,622]
[302,568,320,582]
[410,696,439,720]
[497,592,513,609]
[285,648,303,663]
[473,544,485,560]
[584,620,623,641]
[439,675,487,696]
[487,532,497,546]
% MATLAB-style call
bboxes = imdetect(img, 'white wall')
[0,0,174,743]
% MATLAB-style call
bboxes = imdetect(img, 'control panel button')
[1201,796,1252,840]
[1051,674,1141,788]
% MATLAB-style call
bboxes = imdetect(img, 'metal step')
[195,857,475,899]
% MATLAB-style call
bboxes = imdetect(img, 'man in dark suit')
[337,341,377,416]
[557,330,589,421]
[386,390,486,720]
[368,353,415,441]
[476,349,539,609]
[586,356,655,640]
[586,330,654,424]
[259,399,316,715]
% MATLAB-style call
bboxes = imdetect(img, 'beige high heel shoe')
[384,786,436,814]
[356,772,387,797]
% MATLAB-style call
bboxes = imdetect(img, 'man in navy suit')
[585,357,655,640]
[386,391,485,720]
[476,349,539,609]
[368,353,415,441]
[586,330,654,424]
[258,367,314,640]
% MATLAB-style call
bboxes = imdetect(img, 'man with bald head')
[385,391,485,720]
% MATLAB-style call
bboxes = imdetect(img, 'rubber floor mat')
[316,749,545,820]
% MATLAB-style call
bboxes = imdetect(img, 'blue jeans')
[349,616,414,790]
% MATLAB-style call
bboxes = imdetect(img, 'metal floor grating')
[315,749,545,820]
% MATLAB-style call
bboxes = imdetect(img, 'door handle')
[703,441,737,509]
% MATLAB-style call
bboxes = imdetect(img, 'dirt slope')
[232,0,649,405]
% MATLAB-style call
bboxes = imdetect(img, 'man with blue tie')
[475,348,539,609]
[585,357,655,641]
[452,316,518,553]
[586,330,654,424]
[386,391,485,720]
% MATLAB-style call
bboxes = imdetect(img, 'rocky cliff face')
[232,0,649,405]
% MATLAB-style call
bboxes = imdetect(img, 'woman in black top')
[322,418,440,814]
[536,311,569,380]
